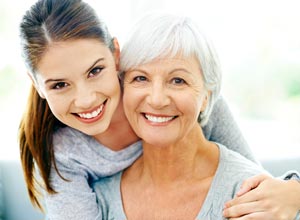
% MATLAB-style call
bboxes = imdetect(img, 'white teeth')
[78,105,103,119]
[145,114,174,123]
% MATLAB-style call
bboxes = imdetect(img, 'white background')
[0,0,300,161]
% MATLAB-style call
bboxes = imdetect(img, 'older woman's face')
[123,55,208,146]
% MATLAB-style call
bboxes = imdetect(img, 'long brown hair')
[19,0,115,210]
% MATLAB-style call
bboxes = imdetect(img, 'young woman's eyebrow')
[84,58,104,74]
[44,58,104,84]
[44,78,66,85]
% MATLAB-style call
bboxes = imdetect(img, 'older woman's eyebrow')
[169,68,193,75]
[128,68,192,75]
[127,68,148,74]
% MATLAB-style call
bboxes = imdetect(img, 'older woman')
[92,13,269,219]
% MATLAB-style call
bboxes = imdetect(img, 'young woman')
[19,0,300,219]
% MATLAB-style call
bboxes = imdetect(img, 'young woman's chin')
[79,124,109,136]
[64,118,111,136]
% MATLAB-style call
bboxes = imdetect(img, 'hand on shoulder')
[223,173,300,220]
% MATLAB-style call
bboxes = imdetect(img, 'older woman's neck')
[139,124,219,186]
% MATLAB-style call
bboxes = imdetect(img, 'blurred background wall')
[1,0,299,161]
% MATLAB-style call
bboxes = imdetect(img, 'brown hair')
[19,0,114,210]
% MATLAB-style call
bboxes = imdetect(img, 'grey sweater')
[92,144,267,220]
[44,96,258,220]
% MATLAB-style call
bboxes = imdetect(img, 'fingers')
[225,186,263,209]
[228,212,269,220]
[236,174,272,197]
[224,176,300,220]
[223,201,263,218]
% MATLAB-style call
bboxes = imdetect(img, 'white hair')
[120,12,222,126]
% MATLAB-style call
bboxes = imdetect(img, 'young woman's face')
[34,39,121,136]
[123,55,208,147]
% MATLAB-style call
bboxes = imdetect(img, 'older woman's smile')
[143,113,177,124]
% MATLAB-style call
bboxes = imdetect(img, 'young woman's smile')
[75,102,106,123]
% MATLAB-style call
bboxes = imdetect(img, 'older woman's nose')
[146,83,171,109]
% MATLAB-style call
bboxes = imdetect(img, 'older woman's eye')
[89,66,104,77]
[133,75,147,82]
[172,77,186,85]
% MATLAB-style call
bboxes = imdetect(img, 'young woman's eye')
[133,75,147,82]
[171,77,186,85]
[89,66,104,77]
[51,82,68,90]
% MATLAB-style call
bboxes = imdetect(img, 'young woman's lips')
[75,101,106,123]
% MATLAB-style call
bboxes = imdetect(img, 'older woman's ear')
[200,91,211,112]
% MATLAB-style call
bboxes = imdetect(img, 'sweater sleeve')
[295,210,300,220]
[44,154,101,220]
[43,128,101,220]
[202,96,259,164]
[44,127,142,220]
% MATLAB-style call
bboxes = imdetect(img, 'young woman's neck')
[94,100,139,151]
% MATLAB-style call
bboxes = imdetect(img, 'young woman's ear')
[112,37,120,70]
[27,72,46,99]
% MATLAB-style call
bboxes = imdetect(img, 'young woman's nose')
[73,84,97,109]
[146,82,171,109]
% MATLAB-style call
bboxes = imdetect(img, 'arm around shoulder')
[223,173,300,220]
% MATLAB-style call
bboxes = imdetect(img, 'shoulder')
[204,143,268,210]
[218,143,265,175]
[214,143,268,197]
